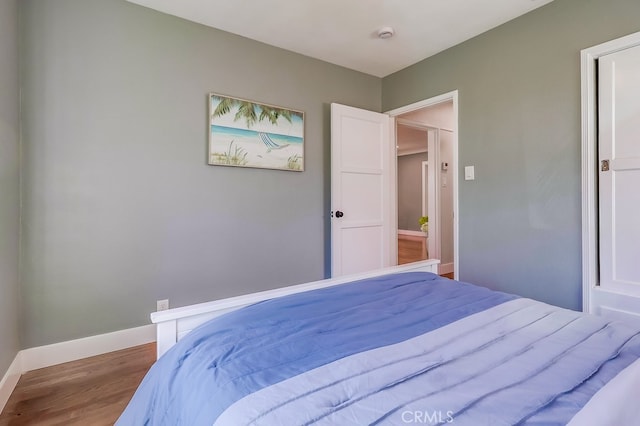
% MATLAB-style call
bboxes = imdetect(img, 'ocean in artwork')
[209,126,304,171]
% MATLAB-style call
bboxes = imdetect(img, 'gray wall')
[0,0,21,374]
[397,152,427,231]
[17,0,639,348]
[383,0,640,310]
[19,0,381,347]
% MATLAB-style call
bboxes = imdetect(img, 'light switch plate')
[464,166,475,181]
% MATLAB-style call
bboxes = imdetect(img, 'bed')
[118,260,640,425]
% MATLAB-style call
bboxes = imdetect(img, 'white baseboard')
[0,324,156,413]
[20,324,156,373]
[439,262,454,275]
[0,353,22,414]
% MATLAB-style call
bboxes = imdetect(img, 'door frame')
[580,31,640,313]
[386,90,459,279]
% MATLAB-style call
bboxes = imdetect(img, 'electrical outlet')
[157,299,169,311]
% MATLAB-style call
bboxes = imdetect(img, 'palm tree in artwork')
[211,95,300,129]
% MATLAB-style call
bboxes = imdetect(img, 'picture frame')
[208,93,305,171]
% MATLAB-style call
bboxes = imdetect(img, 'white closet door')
[598,44,640,298]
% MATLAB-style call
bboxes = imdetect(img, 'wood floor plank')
[398,234,428,265]
[0,343,155,426]
[398,235,454,279]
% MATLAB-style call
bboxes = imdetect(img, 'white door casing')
[387,91,459,279]
[330,103,394,277]
[581,31,640,323]
[598,45,640,298]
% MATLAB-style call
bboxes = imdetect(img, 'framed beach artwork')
[208,94,304,171]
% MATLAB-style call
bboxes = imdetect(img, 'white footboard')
[151,259,440,359]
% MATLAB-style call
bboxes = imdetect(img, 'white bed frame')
[151,259,440,358]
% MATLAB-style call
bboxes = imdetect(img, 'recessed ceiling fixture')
[377,26,395,39]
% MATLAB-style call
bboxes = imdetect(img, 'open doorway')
[392,97,456,277]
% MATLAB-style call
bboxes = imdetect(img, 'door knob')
[335,211,344,218]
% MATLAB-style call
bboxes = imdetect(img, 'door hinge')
[601,159,610,172]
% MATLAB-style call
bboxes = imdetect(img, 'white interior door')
[331,103,393,277]
[597,44,640,316]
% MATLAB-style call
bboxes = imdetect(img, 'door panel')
[340,174,383,223]
[612,169,640,283]
[331,103,392,277]
[340,116,384,170]
[598,44,640,298]
[340,227,384,276]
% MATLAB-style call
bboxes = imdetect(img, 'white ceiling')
[127,0,554,78]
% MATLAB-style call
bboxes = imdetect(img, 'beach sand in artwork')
[209,133,303,171]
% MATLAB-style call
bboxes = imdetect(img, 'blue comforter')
[117,272,640,425]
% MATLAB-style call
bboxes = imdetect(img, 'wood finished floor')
[0,343,155,426]
[398,235,454,279]
[397,234,428,265]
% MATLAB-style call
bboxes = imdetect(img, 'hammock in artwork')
[259,132,289,152]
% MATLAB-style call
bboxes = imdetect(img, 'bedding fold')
[216,298,640,425]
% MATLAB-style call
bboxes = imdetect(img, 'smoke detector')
[377,26,395,39]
